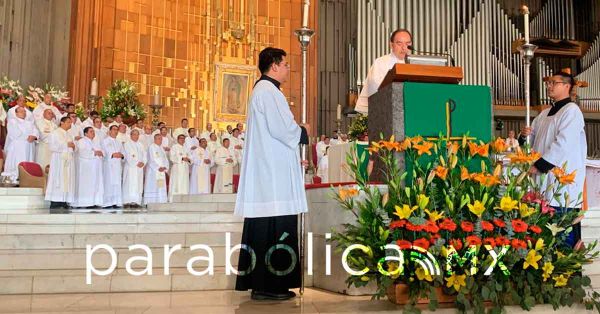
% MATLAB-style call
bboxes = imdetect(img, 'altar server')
[234,48,308,300]
[144,134,169,203]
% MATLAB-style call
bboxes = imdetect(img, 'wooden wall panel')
[68,0,318,132]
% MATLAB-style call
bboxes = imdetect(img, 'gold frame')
[213,63,257,122]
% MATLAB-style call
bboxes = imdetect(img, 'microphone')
[407,45,456,67]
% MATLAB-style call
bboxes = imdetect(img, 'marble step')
[0,267,315,294]
[147,202,235,212]
[0,188,44,196]
[0,247,240,270]
[0,232,242,250]
[171,194,236,203]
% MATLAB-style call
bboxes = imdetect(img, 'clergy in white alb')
[207,133,221,155]
[316,147,329,183]
[190,138,213,194]
[315,136,330,165]
[355,29,412,114]
[520,72,587,248]
[234,48,307,299]
[199,122,216,141]
[91,117,107,146]
[168,135,192,201]
[184,128,200,152]
[2,107,39,181]
[159,127,173,152]
[230,128,244,165]
[116,124,129,144]
[66,113,83,140]
[122,130,147,206]
[45,117,76,209]
[33,94,62,123]
[7,95,34,123]
[35,109,57,170]
[213,138,237,193]
[144,134,169,204]
[172,118,189,139]
[73,127,104,208]
[102,125,125,208]
[140,125,154,149]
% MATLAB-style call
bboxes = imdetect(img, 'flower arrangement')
[348,114,368,141]
[74,102,86,121]
[332,135,600,313]
[0,76,24,111]
[100,79,146,121]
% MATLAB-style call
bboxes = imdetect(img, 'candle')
[302,0,309,28]
[90,78,98,96]
[523,5,530,43]
[154,91,159,105]
[336,103,341,120]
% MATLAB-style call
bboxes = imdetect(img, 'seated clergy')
[169,134,192,202]
[102,125,124,208]
[2,107,39,181]
[122,130,147,207]
[144,134,169,204]
[45,117,76,209]
[214,138,238,193]
[73,127,104,208]
[35,109,57,170]
[190,138,213,195]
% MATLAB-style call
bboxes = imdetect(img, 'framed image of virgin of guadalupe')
[213,63,256,122]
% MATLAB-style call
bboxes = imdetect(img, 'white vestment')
[234,80,308,218]
[505,137,519,152]
[355,53,404,114]
[2,117,39,180]
[172,127,189,139]
[168,143,191,201]
[92,127,107,146]
[81,117,93,129]
[530,102,587,207]
[161,136,172,151]
[315,141,329,165]
[199,130,214,141]
[184,137,200,152]
[207,140,221,156]
[230,136,244,164]
[35,118,57,170]
[123,140,147,205]
[190,147,213,194]
[45,128,75,202]
[140,133,154,149]
[213,146,237,193]
[73,137,104,207]
[116,132,128,144]
[7,105,34,122]
[33,102,61,124]
[144,143,169,203]
[317,155,329,183]
[102,136,124,207]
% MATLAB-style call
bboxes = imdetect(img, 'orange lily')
[460,166,470,181]
[492,137,508,153]
[468,142,489,157]
[414,141,434,156]
[434,166,449,180]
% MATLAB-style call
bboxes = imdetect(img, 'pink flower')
[522,191,541,203]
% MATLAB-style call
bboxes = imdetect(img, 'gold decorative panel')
[68,0,318,131]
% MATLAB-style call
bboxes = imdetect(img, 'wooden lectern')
[367,64,491,181]
[378,64,464,90]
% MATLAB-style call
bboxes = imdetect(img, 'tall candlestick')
[522,5,530,43]
[302,0,309,28]
[154,91,159,105]
[90,78,98,96]
[336,103,341,120]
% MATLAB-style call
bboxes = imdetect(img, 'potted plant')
[100,79,146,125]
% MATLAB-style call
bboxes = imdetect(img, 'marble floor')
[0,288,596,314]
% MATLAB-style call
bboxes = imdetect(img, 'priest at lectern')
[355,28,413,115]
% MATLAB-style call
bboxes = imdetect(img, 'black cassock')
[235,214,300,293]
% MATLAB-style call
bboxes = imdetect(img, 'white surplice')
[35,118,57,170]
[73,137,104,207]
[213,146,237,193]
[355,53,404,114]
[102,136,124,207]
[184,137,200,152]
[190,147,213,194]
[2,117,39,180]
[234,79,308,218]
[144,143,169,203]
[168,143,191,202]
[44,128,76,203]
[140,133,155,150]
[530,102,587,207]
[122,140,147,205]
[172,127,189,139]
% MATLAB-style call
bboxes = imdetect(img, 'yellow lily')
[393,204,418,220]
[523,249,542,270]
[446,274,467,292]
[542,262,554,282]
[496,196,518,212]
[424,209,444,222]
[553,274,569,287]
[468,200,486,217]
[416,194,430,210]
[519,203,537,218]
[415,267,433,282]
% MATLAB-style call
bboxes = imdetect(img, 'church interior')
[1,0,600,313]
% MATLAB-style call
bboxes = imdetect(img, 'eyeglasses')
[545,80,568,87]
